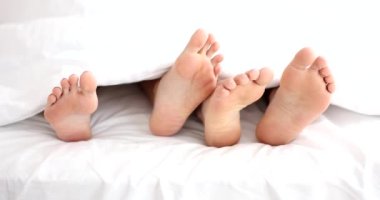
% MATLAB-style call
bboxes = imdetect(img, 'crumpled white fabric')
[1,0,379,126]
[1,84,380,200]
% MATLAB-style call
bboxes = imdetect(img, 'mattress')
[0,83,379,200]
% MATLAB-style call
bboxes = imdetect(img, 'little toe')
[47,94,57,106]
[222,78,237,90]
[327,83,336,93]
[52,87,62,99]
[255,68,273,86]
[61,78,70,94]
[234,74,250,85]
[69,74,79,91]
[246,69,259,81]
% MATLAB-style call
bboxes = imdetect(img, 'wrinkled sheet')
[0,84,379,200]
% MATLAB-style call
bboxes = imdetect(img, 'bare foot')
[256,48,335,146]
[44,71,98,142]
[150,29,223,136]
[200,68,273,147]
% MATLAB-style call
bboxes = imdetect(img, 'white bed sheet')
[0,84,379,200]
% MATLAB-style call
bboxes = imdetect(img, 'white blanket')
[1,84,379,200]
[1,0,380,123]
[1,2,380,199]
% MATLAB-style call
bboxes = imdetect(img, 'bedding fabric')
[1,1,380,199]
[1,0,380,126]
[0,84,380,200]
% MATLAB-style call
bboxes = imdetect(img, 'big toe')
[80,71,97,93]
[255,68,274,86]
[289,47,317,69]
[184,29,208,53]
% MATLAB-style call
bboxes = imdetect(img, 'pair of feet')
[44,29,335,146]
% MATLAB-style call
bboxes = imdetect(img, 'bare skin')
[44,71,98,142]
[200,68,273,147]
[141,29,223,136]
[256,48,335,146]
